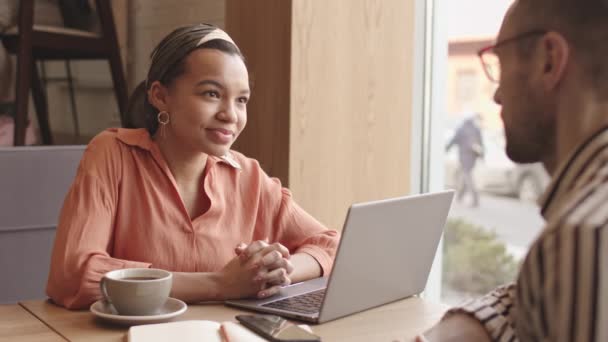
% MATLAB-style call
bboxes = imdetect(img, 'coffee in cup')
[100,268,172,316]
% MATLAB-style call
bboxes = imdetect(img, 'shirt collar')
[114,128,242,170]
[219,153,242,169]
[539,125,608,219]
[115,128,153,150]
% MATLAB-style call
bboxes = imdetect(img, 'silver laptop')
[225,190,454,323]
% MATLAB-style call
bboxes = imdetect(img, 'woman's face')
[158,48,250,157]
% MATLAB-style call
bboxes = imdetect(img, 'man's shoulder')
[548,179,608,232]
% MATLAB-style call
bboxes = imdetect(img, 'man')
[446,114,484,207]
[421,0,608,341]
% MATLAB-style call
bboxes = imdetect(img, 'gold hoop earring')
[157,111,170,138]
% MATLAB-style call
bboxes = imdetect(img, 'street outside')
[448,193,545,260]
[441,192,545,305]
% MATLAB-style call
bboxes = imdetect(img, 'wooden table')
[0,304,65,341]
[19,297,447,342]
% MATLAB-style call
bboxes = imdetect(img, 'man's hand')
[415,313,492,342]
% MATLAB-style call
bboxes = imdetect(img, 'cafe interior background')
[0,0,539,309]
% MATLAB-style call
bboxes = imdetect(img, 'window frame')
[410,0,448,301]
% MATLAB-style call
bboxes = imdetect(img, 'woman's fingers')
[261,250,283,266]
[239,239,269,260]
[257,283,286,299]
[241,241,291,270]
[234,242,248,256]
[255,267,291,287]
[258,242,290,259]
[414,335,429,342]
[262,254,294,275]
[267,242,290,259]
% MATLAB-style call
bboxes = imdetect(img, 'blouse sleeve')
[255,169,340,276]
[46,133,150,309]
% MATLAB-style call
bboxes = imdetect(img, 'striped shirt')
[448,126,608,341]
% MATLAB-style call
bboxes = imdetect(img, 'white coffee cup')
[100,268,172,316]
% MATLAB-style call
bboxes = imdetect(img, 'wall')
[226,0,292,186]
[128,0,225,90]
[289,0,414,231]
[227,0,415,231]
[46,0,226,144]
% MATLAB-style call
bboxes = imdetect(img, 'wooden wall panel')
[226,0,415,231]
[289,0,414,230]
[225,0,292,185]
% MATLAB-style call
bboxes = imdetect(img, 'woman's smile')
[206,127,234,144]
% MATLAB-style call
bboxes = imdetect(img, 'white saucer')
[90,297,187,326]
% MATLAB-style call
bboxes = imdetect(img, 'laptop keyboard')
[261,289,326,314]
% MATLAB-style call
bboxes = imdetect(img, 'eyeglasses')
[477,30,547,83]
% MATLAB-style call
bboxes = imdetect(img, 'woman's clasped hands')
[218,239,294,299]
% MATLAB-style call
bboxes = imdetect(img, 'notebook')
[128,319,314,342]
[128,320,261,342]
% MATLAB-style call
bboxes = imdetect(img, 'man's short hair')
[515,0,608,94]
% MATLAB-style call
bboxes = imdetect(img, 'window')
[454,69,477,111]
[415,0,547,305]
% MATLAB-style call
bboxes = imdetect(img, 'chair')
[1,0,128,146]
[0,145,84,304]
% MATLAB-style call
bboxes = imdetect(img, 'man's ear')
[539,31,569,91]
[147,81,170,112]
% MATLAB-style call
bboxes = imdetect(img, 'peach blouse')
[46,128,339,309]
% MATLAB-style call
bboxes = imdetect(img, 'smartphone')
[235,314,321,342]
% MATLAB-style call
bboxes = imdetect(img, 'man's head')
[489,0,608,166]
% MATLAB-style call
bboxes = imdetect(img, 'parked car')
[444,130,550,202]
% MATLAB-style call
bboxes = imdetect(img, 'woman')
[46,24,339,309]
